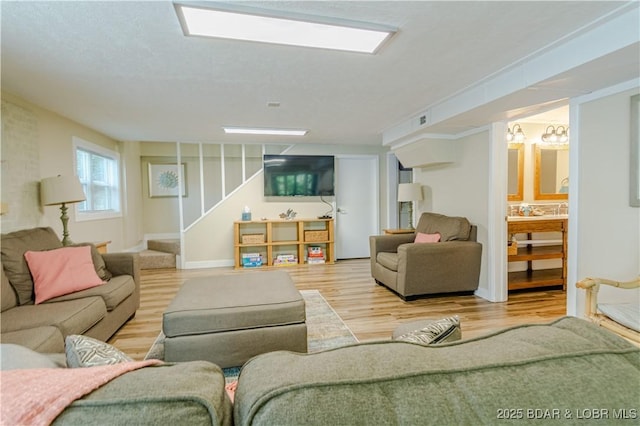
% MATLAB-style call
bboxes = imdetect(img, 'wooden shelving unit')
[507,218,567,291]
[234,218,334,269]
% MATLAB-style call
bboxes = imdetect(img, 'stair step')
[139,250,176,270]
[147,239,180,255]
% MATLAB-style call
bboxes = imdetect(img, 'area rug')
[145,290,357,381]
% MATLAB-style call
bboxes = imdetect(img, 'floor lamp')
[397,183,423,229]
[41,175,86,246]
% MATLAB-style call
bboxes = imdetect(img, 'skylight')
[175,4,394,54]
[223,127,308,136]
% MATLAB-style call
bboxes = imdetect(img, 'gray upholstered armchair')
[370,213,482,300]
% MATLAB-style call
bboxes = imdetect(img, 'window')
[73,137,121,220]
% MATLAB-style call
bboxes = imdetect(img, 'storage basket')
[507,240,518,256]
[242,234,265,244]
[304,230,328,242]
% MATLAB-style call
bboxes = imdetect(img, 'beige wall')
[411,131,491,295]
[573,86,640,314]
[0,92,143,251]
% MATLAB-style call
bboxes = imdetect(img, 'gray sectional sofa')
[0,227,140,352]
[234,317,639,425]
[1,317,638,425]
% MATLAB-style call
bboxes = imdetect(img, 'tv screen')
[264,155,335,196]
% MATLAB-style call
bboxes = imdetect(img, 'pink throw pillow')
[24,246,105,304]
[414,232,441,243]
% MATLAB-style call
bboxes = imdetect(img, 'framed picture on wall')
[148,163,187,197]
[630,94,640,207]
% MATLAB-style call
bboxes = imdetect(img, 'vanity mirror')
[534,144,569,200]
[507,143,524,201]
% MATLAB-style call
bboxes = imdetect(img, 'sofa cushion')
[0,297,106,337]
[1,227,63,305]
[47,275,135,311]
[416,212,471,241]
[0,326,65,353]
[414,232,440,243]
[24,246,105,304]
[376,252,398,272]
[71,243,113,281]
[65,335,132,367]
[1,268,18,312]
[0,343,65,370]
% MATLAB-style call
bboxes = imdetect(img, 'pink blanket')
[0,359,162,426]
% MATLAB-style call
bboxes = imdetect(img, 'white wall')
[411,130,491,296]
[570,85,640,316]
[182,143,388,267]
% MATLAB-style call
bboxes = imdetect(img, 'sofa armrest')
[55,361,232,426]
[369,234,416,276]
[370,234,415,255]
[398,241,482,294]
[102,253,140,287]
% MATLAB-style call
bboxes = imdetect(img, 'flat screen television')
[264,154,335,196]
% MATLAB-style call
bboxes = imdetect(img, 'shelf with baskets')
[507,217,567,291]
[234,218,334,269]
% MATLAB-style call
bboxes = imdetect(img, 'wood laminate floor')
[108,259,567,360]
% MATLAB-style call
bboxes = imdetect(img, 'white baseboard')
[474,287,492,301]
[182,259,234,269]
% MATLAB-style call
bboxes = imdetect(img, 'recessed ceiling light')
[223,127,308,136]
[175,4,395,54]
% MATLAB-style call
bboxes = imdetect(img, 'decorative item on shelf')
[241,234,264,244]
[506,124,525,143]
[304,230,328,242]
[40,175,86,246]
[274,254,298,267]
[397,183,423,229]
[518,203,532,217]
[242,253,263,268]
[279,209,297,220]
[307,246,325,264]
[241,205,251,221]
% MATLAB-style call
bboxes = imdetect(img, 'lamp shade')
[41,175,86,206]
[397,183,423,202]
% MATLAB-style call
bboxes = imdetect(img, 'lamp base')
[407,201,415,229]
[59,203,73,246]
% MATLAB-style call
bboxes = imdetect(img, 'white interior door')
[335,156,378,259]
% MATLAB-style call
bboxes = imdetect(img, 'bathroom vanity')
[507,216,568,291]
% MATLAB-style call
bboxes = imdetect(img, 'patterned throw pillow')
[65,335,132,368]
[396,316,460,345]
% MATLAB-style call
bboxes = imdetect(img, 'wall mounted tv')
[263,155,335,197]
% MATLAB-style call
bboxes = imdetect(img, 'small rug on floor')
[145,289,357,381]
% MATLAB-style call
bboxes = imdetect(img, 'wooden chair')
[576,277,640,346]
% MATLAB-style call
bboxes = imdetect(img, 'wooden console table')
[507,217,567,291]
[383,229,415,235]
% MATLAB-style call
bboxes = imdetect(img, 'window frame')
[73,137,122,221]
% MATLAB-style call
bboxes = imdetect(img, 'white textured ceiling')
[1,1,636,145]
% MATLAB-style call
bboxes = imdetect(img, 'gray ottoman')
[163,271,307,368]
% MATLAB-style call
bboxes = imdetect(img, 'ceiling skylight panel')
[175,4,394,54]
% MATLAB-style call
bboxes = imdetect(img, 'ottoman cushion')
[163,271,305,338]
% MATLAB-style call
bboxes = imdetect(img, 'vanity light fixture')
[223,127,308,136]
[174,3,395,54]
[507,124,525,143]
[540,125,569,145]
